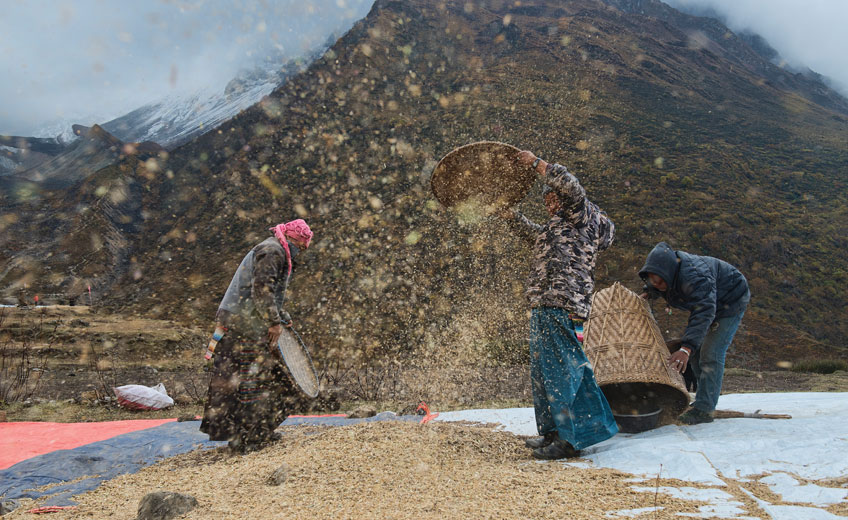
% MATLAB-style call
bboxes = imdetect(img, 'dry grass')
[3,400,203,423]
[20,422,710,520]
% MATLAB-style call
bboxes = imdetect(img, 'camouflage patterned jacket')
[513,163,615,318]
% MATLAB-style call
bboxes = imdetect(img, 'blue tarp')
[0,421,223,507]
[0,413,419,506]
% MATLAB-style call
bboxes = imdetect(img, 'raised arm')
[517,150,588,226]
[544,163,586,210]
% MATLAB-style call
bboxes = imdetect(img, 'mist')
[662,0,848,97]
[3,0,846,138]
[0,0,374,137]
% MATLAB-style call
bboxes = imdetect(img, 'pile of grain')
[25,422,707,519]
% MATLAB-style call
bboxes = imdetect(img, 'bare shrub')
[86,338,122,401]
[0,309,52,405]
[181,369,211,403]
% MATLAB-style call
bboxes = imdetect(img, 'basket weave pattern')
[277,330,320,398]
[583,283,688,418]
[431,141,535,208]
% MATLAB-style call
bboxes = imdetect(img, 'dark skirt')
[200,328,296,443]
[530,307,618,449]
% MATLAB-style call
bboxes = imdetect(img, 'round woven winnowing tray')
[583,283,690,426]
[431,141,535,209]
[276,328,320,398]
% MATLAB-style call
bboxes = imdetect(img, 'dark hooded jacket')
[639,242,749,352]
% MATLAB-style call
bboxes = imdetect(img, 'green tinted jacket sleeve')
[251,245,286,326]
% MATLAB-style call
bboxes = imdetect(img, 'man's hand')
[638,292,648,300]
[517,150,537,166]
[668,349,690,374]
[517,150,548,175]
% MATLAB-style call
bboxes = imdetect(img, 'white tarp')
[435,392,848,519]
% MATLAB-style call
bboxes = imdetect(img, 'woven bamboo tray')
[430,141,535,209]
[583,283,689,427]
[276,328,320,398]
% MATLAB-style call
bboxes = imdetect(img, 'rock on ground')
[136,491,197,520]
[267,463,290,486]
[1,499,20,515]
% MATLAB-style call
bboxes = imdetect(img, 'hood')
[638,241,680,287]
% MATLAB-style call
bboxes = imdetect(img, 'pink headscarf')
[270,219,313,277]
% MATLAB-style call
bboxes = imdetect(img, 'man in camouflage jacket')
[503,150,618,459]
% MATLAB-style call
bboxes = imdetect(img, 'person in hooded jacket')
[200,219,313,452]
[501,150,618,460]
[639,242,750,425]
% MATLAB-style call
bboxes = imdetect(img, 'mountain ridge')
[2,0,846,369]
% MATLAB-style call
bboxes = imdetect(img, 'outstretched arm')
[499,207,542,242]
[516,210,543,234]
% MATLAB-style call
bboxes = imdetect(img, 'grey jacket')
[639,242,750,352]
[216,237,297,331]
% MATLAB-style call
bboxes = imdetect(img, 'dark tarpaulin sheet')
[0,413,419,506]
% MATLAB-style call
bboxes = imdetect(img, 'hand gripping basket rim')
[430,141,535,209]
[276,328,320,398]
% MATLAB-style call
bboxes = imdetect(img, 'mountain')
[0,124,162,190]
[0,39,335,180]
[2,0,846,371]
[604,0,848,112]
[99,57,312,150]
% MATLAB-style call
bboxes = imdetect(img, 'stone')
[0,499,20,515]
[347,405,377,419]
[136,491,197,520]
[267,463,290,486]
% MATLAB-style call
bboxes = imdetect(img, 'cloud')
[0,0,374,136]
[662,0,848,96]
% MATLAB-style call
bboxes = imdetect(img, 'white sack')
[113,383,174,410]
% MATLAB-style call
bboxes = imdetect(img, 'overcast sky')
[0,0,374,136]
[1,0,847,137]
[663,0,848,95]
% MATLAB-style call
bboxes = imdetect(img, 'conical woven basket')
[583,283,689,427]
[431,141,535,209]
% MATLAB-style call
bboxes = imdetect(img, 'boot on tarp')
[678,407,714,425]
[524,431,558,449]
[532,439,581,460]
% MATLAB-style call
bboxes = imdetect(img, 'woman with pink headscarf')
[200,219,313,452]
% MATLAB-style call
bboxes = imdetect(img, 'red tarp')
[0,419,176,470]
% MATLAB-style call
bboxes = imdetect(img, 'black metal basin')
[613,408,663,433]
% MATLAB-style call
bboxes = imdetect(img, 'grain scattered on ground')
[20,422,711,519]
